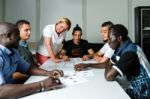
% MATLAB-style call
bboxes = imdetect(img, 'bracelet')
[39,81,45,92]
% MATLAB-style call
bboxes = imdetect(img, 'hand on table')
[48,69,64,78]
[74,63,88,71]
[82,55,90,61]
[93,54,102,62]
[41,77,63,91]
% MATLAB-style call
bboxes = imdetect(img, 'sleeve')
[43,25,52,38]
[84,40,91,50]
[0,57,5,85]
[113,51,140,76]
[99,43,107,54]
[17,57,31,74]
[62,41,68,50]
[103,46,114,58]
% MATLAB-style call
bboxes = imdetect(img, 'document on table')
[60,70,94,86]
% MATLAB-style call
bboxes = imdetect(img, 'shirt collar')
[19,40,28,47]
[0,44,12,55]
[115,38,132,55]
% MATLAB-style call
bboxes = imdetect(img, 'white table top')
[22,58,130,99]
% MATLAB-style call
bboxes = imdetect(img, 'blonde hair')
[56,17,71,31]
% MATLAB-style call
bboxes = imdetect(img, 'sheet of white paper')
[60,75,88,86]
[60,70,94,86]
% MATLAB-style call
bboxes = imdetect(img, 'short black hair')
[16,19,30,28]
[111,24,128,41]
[101,21,113,28]
[72,24,82,35]
[0,22,19,35]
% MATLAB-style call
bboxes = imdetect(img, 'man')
[93,21,114,63]
[75,24,150,98]
[0,22,63,98]
[13,20,39,83]
[60,24,94,61]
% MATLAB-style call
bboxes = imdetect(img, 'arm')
[57,49,69,61]
[27,65,64,77]
[0,77,62,99]
[44,37,60,62]
[82,48,95,61]
[104,62,119,81]
[93,51,104,62]
[74,60,109,71]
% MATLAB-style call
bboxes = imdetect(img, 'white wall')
[2,0,150,43]
[0,0,4,21]
[4,0,37,42]
[40,0,83,41]
[86,0,128,43]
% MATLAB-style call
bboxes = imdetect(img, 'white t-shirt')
[99,43,114,58]
[36,24,66,56]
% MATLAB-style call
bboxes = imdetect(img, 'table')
[22,58,130,99]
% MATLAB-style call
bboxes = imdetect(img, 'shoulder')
[43,24,55,32]
[80,39,88,44]
[124,43,137,53]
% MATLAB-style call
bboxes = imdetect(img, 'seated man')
[93,21,114,63]
[74,24,150,98]
[0,22,64,98]
[13,20,39,83]
[60,24,94,61]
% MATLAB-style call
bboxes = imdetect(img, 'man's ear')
[5,33,11,40]
[117,36,122,42]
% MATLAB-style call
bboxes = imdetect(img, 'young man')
[13,20,39,83]
[75,24,150,98]
[0,22,64,98]
[93,21,114,63]
[16,19,38,66]
[60,24,94,61]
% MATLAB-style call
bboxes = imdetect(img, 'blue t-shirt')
[0,44,30,84]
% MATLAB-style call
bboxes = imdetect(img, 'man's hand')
[42,77,63,91]
[93,54,102,62]
[48,69,64,78]
[82,55,90,61]
[74,63,88,71]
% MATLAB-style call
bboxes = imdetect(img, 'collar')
[115,38,132,55]
[19,40,28,47]
[0,44,12,55]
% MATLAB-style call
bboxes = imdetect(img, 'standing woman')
[36,17,71,65]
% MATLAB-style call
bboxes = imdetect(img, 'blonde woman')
[36,17,71,65]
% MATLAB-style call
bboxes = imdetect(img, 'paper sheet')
[60,70,94,86]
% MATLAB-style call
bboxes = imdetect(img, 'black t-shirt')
[62,39,91,57]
